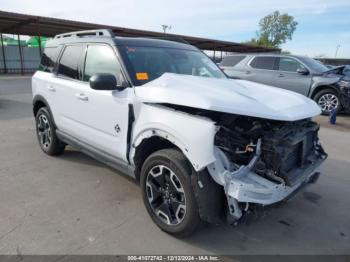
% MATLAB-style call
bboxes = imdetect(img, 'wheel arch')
[132,135,179,182]
[133,135,226,225]
[130,127,199,182]
[130,123,216,173]
[310,85,339,99]
[33,95,57,128]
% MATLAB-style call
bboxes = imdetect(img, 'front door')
[55,43,131,161]
[274,57,312,96]
[75,44,131,161]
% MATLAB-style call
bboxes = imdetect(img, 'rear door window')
[250,56,276,70]
[220,56,246,67]
[57,45,84,80]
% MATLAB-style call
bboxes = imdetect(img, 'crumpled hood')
[318,69,350,82]
[135,73,321,121]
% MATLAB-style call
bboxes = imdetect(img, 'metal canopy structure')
[0,10,280,53]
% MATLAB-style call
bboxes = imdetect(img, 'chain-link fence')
[0,45,42,74]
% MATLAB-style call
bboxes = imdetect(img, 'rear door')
[220,55,246,78]
[51,44,86,134]
[34,46,62,121]
[274,57,312,95]
[247,56,278,85]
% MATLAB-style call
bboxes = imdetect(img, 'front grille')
[284,142,303,172]
[261,122,319,186]
[282,131,314,171]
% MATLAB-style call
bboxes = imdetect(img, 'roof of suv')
[114,37,198,50]
[224,53,307,60]
[45,33,198,51]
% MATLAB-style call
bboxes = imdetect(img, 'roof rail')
[54,29,115,39]
[150,36,191,45]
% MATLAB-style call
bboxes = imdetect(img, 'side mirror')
[297,68,309,75]
[89,73,124,91]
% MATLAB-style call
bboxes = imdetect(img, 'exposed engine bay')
[160,104,328,222]
[214,115,326,186]
[209,114,327,221]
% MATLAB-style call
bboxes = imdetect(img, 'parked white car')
[32,29,327,236]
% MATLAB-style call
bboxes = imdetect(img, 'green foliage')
[247,11,298,48]
[27,36,49,47]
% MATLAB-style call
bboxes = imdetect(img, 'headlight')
[338,80,350,88]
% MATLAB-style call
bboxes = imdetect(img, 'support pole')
[0,33,7,74]
[38,36,42,57]
[220,50,223,61]
[17,34,24,75]
[213,48,216,62]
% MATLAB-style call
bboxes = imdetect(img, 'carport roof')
[0,10,280,53]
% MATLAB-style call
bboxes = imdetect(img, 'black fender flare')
[32,95,57,128]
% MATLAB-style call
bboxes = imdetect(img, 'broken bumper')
[225,160,323,206]
[208,141,327,221]
[223,155,325,221]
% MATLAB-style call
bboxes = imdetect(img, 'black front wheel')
[140,149,201,237]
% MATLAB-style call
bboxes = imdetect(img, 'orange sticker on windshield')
[136,72,149,81]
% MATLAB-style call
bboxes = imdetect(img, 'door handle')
[245,70,251,75]
[47,86,56,92]
[279,73,285,77]
[75,93,89,101]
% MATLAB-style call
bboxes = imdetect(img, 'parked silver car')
[220,54,350,114]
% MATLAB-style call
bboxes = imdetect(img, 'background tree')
[247,11,298,48]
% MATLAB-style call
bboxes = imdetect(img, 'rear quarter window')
[39,46,61,73]
[220,56,246,67]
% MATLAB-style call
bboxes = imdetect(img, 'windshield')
[343,66,350,76]
[300,57,329,73]
[119,46,226,85]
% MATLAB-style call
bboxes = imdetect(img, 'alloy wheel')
[145,165,186,225]
[318,93,339,113]
[37,114,52,149]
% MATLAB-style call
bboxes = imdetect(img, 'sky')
[1,0,350,58]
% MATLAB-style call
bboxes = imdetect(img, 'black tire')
[313,88,341,115]
[35,107,65,155]
[140,149,201,237]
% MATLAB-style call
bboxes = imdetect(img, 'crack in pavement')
[0,213,27,243]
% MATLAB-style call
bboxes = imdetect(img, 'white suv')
[32,29,327,236]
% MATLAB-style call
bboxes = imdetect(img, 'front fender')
[310,76,340,96]
[130,103,217,171]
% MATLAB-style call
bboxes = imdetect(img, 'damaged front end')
[207,115,327,222]
[338,79,350,111]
